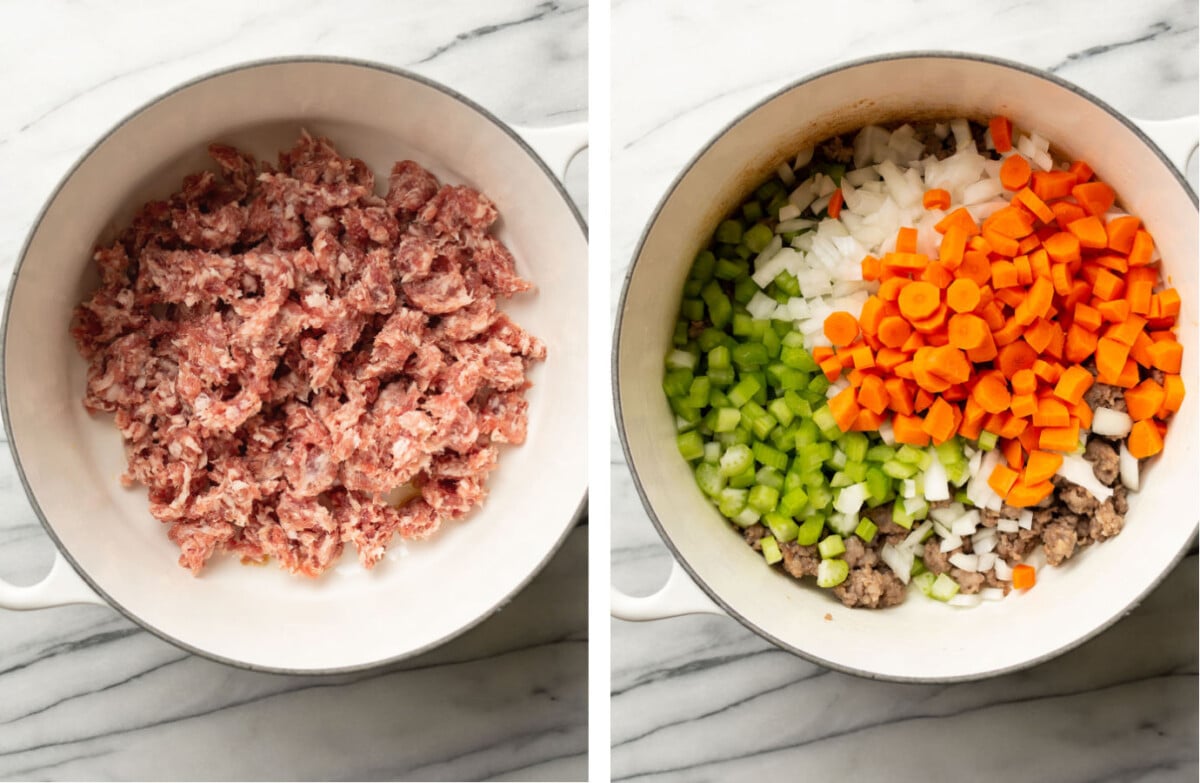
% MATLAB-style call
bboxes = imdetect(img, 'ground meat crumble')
[72,132,545,577]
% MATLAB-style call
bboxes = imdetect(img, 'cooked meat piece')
[999,504,1024,519]
[1054,478,1100,515]
[742,523,767,550]
[952,568,985,594]
[1084,381,1127,413]
[832,566,907,608]
[1043,520,1079,566]
[1112,484,1129,515]
[982,568,1010,591]
[929,499,953,510]
[779,541,820,579]
[1090,498,1125,541]
[821,135,854,164]
[923,539,952,574]
[1084,438,1120,486]
[996,512,1047,563]
[980,508,1000,527]
[1150,367,1165,385]
[843,536,879,568]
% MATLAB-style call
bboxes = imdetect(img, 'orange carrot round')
[947,313,988,350]
[923,188,951,210]
[898,281,940,320]
[823,311,860,346]
[946,277,981,313]
[999,155,1032,191]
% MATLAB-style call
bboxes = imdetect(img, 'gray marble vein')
[0,1,587,781]
[611,1,1198,781]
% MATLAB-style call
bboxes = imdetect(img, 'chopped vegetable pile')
[665,117,1185,608]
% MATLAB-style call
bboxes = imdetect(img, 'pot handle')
[611,558,726,621]
[511,121,588,182]
[1132,115,1199,176]
[0,550,105,610]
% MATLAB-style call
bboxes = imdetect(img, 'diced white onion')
[949,593,983,607]
[977,552,997,572]
[931,503,966,525]
[1057,453,1114,503]
[1018,510,1034,530]
[951,510,982,536]
[904,520,933,549]
[923,454,950,501]
[980,587,1006,601]
[1092,408,1133,438]
[881,543,914,584]
[834,483,868,515]
[997,518,1020,533]
[777,204,802,222]
[776,161,796,186]
[993,559,1014,581]
[1120,442,1140,491]
[939,534,963,553]
[793,146,814,170]
[950,552,980,572]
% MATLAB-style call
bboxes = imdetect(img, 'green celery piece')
[717,487,748,517]
[663,368,693,398]
[930,573,960,601]
[881,459,917,479]
[843,460,868,483]
[718,443,753,477]
[754,466,785,491]
[748,484,780,514]
[752,442,788,472]
[727,376,762,407]
[701,280,732,328]
[864,467,891,504]
[732,312,755,338]
[854,517,878,542]
[829,470,853,489]
[761,328,781,360]
[866,444,896,463]
[697,327,727,352]
[778,487,809,517]
[702,441,722,464]
[732,342,768,370]
[761,535,783,565]
[679,298,704,321]
[691,250,716,283]
[913,571,937,597]
[710,407,741,433]
[839,432,869,464]
[672,321,688,347]
[707,366,735,387]
[891,497,914,529]
[767,398,796,428]
[707,344,732,370]
[715,219,744,244]
[713,256,744,280]
[811,405,840,439]
[728,465,757,489]
[742,201,764,223]
[774,270,801,298]
[676,431,705,461]
[796,515,825,546]
[744,223,774,254]
[764,512,799,543]
[687,376,711,409]
[977,431,998,451]
[816,558,849,588]
[732,276,760,305]
[817,534,846,559]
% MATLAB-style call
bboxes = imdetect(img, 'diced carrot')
[983,229,1020,257]
[849,343,875,370]
[1024,450,1063,484]
[1031,170,1076,201]
[861,254,882,281]
[1092,253,1129,274]
[1092,269,1124,301]
[1023,318,1056,354]
[1068,160,1094,183]
[935,207,981,237]
[988,463,1020,497]
[922,397,958,444]
[923,188,951,210]
[1010,369,1037,396]
[1015,187,1054,223]
[1160,374,1185,416]
[828,386,860,432]
[1013,254,1033,286]
[1106,215,1141,253]
[1012,563,1036,590]
[1105,314,1146,347]
[876,347,908,373]
[892,413,931,446]
[850,408,887,431]
[1053,365,1094,405]
[1006,479,1054,508]
[896,226,919,254]
[1000,155,1032,191]
[1072,181,1115,217]
[1039,424,1080,452]
[956,250,993,286]
[1126,278,1152,315]
[884,377,914,415]
[1095,336,1131,381]
[1033,359,1064,384]
[1073,303,1102,332]
[972,372,1012,414]
[1128,230,1156,267]
[1043,232,1081,264]
[897,280,940,320]
[966,329,998,363]
[989,116,1013,153]
[819,356,843,382]
[945,277,981,314]
[938,225,968,269]
[1066,215,1107,249]
[991,260,1019,289]
[1033,396,1070,428]
[1095,298,1130,323]
[1125,379,1165,422]
[1147,339,1183,373]
[1127,419,1164,459]
[824,311,860,346]
[1051,201,1089,227]
[997,340,1038,377]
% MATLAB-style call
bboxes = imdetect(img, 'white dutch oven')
[613,53,1197,681]
[0,58,588,673]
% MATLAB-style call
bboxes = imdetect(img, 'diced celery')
[826,512,858,536]
[728,465,757,489]
[672,320,688,346]
[702,442,722,464]
[761,328,781,359]
[707,344,731,370]
[733,507,761,528]
[764,512,799,543]
[663,368,693,398]
[732,342,768,369]
[895,445,926,466]
[816,558,849,588]
[754,466,785,491]
[687,376,711,408]
[761,535,783,565]
[811,405,841,439]
[679,298,704,322]
[748,484,780,514]
[752,440,788,473]
[701,280,733,328]
[782,470,805,494]
[732,276,760,305]
[866,444,896,463]
[695,463,726,497]
[749,412,777,441]
[855,517,878,542]
[817,534,845,559]
[708,388,730,408]
[714,256,745,280]
[930,573,960,602]
[829,470,853,488]
[710,407,741,433]
[742,201,764,223]
[935,438,964,467]
[806,484,832,513]
[780,345,813,370]
[769,423,796,452]
[881,459,917,479]
[864,467,891,504]
[715,219,744,244]
[707,366,735,387]
[808,374,831,395]
[891,497,915,530]
[669,396,700,424]
[977,431,998,451]
[774,270,801,298]
[828,448,848,470]
[744,223,774,253]
[796,515,825,546]
[911,556,928,577]
[778,487,809,517]
[718,443,753,476]
[843,460,868,483]
[717,487,748,517]
[727,376,762,407]
[691,250,716,282]
[676,431,705,461]
[732,312,755,338]
[913,571,937,597]
[792,418,819,449]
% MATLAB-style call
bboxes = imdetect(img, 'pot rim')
[613,49,1197,683]
[2,54,588,676]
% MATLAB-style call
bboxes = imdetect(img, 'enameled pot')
[613,52,1197,682]
[1,58,588,674]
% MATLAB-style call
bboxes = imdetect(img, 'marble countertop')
[610,1,1198,781]
[0,1,587,781]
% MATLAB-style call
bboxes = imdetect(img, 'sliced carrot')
[892,413,931,446]
[1006,479,1054,508]
[819,356,843,382]
[850,408,886,431]
[988,463,1020,497]
[1091,269,1124,301]
[909,303,949,335]
[861,254,882,281]
[1011,368,1037,396]
[989,116,1013,153]
[1024,450,1063,484]
[1030,170,1076,201]
[1015,187,1054,223]
[1105,313,1147,347]
[972,372,1012,414]
[1068,160,1094,183]
[897,281,941,321]
[1051,201,1089,227]
[938,225,968,269]
[983,229,1019,257]
[1066,215,1107,249]
[1106,215,1140,253]
[923,188,951,210]
[1128,419,1164,459]
[1071,181,1115,217]
[922,397,958,444]
[1128,229,1155,267]
[824,311,860,346]
[876,347,908,373]
[997,340,1038,377]
[828,386,860,432]
[1042,232,1081,264]
[1022,318,1054,354]
[1039,424,1080,453]
[896,226,919,254]
[1000,155,1032,191]
[828,189,844,219]
[991,260,1019,289]
[1053,365,1094,405]
[935,207,980,237]
[1033,397,1070,428]
[956,251,993,286]
[1001,437,1024,471]
[1073,303,1102,332]
[1161,374,1185,416]
[947,313,988,350]
[1095,336,1131,381]
[986,207,1035,239]
[1095,298,1130,323]
[946,277,981,313]
[884,377,914,414]
[1063,323,1098,364]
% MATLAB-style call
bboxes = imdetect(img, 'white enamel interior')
[617,55,1198,681]
[6,61,587,672]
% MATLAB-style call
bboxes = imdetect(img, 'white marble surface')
[611,1,1198,781]
[0,1,587,781]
